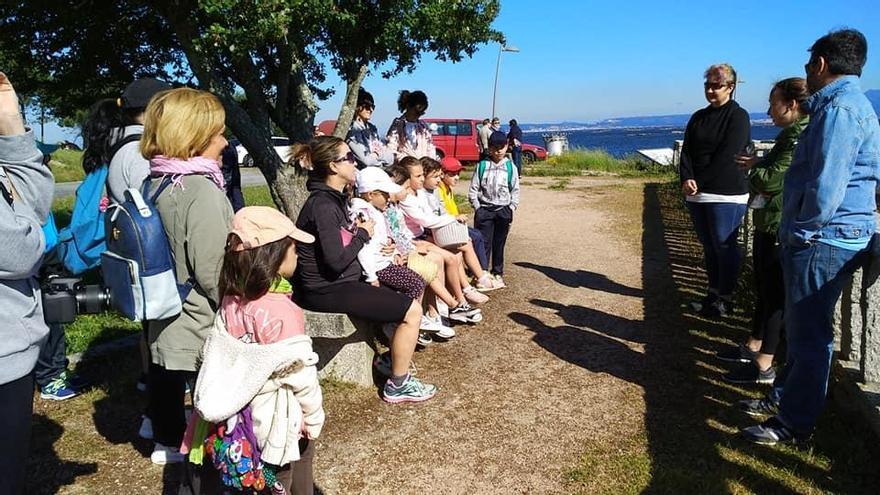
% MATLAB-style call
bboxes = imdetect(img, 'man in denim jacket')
[741,29,880,445]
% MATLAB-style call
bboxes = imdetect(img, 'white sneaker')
[138,415,154,440]
[150,443,185,465]
[427,314,456,339]
[493,274,506,289]
[463,286,489,304]
[419,315,446,333]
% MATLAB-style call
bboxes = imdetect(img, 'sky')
[38,0,880,143]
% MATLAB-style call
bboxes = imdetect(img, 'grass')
[526,148,674,178]
[49,149,86,183]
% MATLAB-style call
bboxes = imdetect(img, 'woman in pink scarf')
[139,88,235,468]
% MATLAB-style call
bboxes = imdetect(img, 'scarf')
[150,155,225,191]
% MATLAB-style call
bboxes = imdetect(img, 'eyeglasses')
[333,152,356,164]
[704,82,730,91]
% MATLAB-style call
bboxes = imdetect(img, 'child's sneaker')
[463,286,489,304]
[39,375,79,401]
[448,302,482,323]
[417,331,433,346]
[492,274,506,289]
[419,315,447,333]
[475,274,500,292]
[382,375,437,404]
[138,415,154,440]
[427,314,456,339]
[150,443,185,465]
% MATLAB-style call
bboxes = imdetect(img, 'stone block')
[862,253,880,383]
[304,311,377,387]
[839,267,863,362]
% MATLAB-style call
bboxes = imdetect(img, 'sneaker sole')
[382,391,437,404]
[40,392,77,401]
[738,406,777,418]
[475,286,501,293]
[448,313,480,323]
[724,375,776,385]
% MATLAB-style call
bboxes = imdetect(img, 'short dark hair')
[809,29,867,77]
[419,156,442,175]
[397,90,428,113]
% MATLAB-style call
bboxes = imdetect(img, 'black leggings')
[750,231,785,355]
[296,282,412,323]
[147,363,195,447]
[0,373,34,495]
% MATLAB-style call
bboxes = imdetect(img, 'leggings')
[0,373,33,495]
[296,282,412,323]
[750,231,785,355]
[377,264,425,300]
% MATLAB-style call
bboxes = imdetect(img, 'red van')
[316,118,547,163]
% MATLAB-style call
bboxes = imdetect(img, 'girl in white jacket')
[191,206,324,495]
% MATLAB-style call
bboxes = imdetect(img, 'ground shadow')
[26,414,98,494]
[509,182,878,493]
[515,261,643,297]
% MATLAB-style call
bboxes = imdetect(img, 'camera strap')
[0,178,12,206]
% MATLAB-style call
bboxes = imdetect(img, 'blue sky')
[39,0,880,143]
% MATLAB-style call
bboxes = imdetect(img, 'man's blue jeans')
[769,241,866,435]
[686,201,747,296]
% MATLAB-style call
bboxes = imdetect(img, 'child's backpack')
[101,177,192,321]
[476,159,514,191]
[204,406,283,493]
[55,134,141,274]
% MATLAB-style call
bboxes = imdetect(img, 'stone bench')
[304,311,378,387]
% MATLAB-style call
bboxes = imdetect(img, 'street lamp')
[492,44,520,119]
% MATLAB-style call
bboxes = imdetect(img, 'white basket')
[432,221,469,248]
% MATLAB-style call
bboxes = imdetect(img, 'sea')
[520,123,782,158]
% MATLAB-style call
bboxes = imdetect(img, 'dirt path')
[312,177,650,494]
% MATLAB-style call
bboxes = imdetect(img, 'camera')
[41,276,112,324]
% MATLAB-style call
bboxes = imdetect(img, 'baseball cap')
[120,78,172,109]
[488,131,508,148]
[229,206,314,251]
[356,167,403,195]
[440,156,463,174]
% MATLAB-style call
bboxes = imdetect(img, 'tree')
[1,0,502,216]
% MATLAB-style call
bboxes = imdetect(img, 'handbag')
[431,221,469,248]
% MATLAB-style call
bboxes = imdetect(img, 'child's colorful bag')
[204,406,285,494]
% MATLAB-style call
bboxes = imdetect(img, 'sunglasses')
[361,103,375,111]
[333,152,356,164]
[704,82,730,91]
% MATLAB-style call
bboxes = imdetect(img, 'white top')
[685,192,750,204]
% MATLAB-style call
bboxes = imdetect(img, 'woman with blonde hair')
[679,63,752,318]
[140,88,234,465]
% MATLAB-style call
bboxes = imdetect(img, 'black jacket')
[294,180,370,293]
[679,100,751,195]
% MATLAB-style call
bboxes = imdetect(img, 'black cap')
[120,78,172,109]
[488,131,508,148]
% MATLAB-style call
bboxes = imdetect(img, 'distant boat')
[636,147,673,166]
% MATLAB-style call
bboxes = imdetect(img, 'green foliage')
[527,149,674,178]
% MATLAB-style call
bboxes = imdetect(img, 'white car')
[235,136,294,167]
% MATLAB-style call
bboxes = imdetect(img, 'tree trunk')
[332,65,369,138]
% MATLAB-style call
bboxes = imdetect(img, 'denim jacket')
[779,76,880,247]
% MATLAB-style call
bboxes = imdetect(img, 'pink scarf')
[150,155,225,191]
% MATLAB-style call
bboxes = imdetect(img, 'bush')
[526,148,673,178]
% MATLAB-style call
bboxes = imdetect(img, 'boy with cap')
[350,167,454,337]
[107,77,172,203]
[469,131,520,287]
[435,156,493,279]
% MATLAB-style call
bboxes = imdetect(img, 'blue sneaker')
[382,375,437,404]
[40,375,79,401]
[740,416,809,446]
[59,370,89,391]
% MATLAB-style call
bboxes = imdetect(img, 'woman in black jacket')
[680,63,751,318]
[293,136,437,404]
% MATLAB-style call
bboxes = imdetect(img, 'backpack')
[204,406,282,493]
[55,134,141,274]
[477,159,514,191]
[101,177,191,321]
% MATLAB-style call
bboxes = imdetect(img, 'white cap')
[356,167,402,195]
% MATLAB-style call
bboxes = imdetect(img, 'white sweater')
[194,315,325,465]
[399,189,456,238]
[350,197,394,282]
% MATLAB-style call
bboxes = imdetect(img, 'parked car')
[315,118,547,163]
[234,136,294,166]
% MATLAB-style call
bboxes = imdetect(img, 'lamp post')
[492,44,520,119]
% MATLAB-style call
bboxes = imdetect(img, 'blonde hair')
[704,63,738,86]
[140,88,225,159]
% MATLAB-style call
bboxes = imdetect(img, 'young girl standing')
[193,206,325,495]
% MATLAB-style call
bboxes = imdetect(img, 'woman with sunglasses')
[346,88,395,170]
[386,89,437,161]
[680,63,752,318]
[292,136,437,404]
